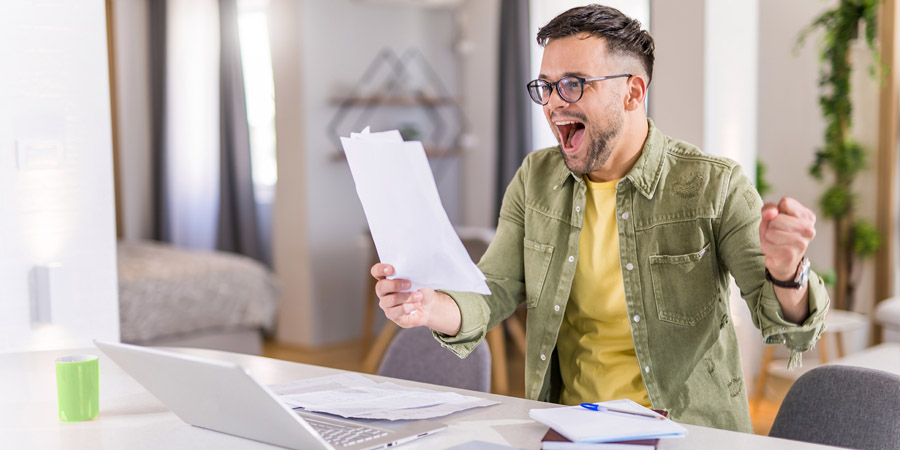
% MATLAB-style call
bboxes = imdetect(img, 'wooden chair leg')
[818,331,830,365]
[505,315,527,356]
[753,346,776,408]
[362,239,379,342]
[834,331,846,359]
[362,267,378,342]
[362,322,397,374]
[486,326,508,395]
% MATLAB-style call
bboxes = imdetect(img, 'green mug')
[55,355,99,422]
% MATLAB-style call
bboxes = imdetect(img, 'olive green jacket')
[436,120,829,432]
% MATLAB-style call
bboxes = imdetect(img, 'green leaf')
[852,220,882,256]
[756,159,772,197]
[815,267,837,287]
[820,185,852,218]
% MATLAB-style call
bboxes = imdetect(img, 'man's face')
[539,35,626,175]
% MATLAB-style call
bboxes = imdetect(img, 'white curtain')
[165,0,221,250]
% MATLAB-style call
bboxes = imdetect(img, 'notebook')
[94,340,445,450]
[540,413,667,449]
[529,400,685,444]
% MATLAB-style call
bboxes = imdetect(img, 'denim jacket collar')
[625,119,665,200]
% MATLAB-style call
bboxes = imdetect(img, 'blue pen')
[580,403,665,420]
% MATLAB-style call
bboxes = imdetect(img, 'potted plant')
[797,0,883,311]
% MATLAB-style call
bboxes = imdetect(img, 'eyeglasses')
[526,74,632,105]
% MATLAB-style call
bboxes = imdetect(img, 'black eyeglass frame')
[526,74,632,105]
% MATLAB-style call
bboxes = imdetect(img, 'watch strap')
[765,257,810,290]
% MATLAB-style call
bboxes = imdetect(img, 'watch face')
[794,257,811,287]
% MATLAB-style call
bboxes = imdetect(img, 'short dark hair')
[537,4,655,85]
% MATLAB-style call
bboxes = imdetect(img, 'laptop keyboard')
[304,417,390,447]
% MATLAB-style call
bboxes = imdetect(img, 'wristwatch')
[765,257,811,290]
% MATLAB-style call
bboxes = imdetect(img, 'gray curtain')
[496,0,532,221]
[149,0,170,242]
[216,0,264,262]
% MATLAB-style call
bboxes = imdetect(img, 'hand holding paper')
[341,128,490,331]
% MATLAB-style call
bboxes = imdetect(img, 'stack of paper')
[340,128,490,294]
[529,399,686,444]
[269,373,498,421]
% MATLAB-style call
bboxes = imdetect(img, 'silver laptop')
[94,340,445,450]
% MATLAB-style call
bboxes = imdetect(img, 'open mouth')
[555,120,586,152]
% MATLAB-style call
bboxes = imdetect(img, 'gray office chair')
[769,365,900,449]
[377,326,492,392]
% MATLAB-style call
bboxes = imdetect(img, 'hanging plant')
[797,0,883,311]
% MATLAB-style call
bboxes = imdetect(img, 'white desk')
[0,347,838,449]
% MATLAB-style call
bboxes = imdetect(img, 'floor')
[263,334,784,436]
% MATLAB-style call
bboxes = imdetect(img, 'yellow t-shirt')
[557,177,650,407]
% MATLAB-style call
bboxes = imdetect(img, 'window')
[238,0,277,203]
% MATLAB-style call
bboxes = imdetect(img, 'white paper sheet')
[340,127,490,294]
[269,373,499,421]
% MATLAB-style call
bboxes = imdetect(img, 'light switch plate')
[16,139,65,171]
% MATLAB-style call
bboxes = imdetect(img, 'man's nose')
[546,87,569,110]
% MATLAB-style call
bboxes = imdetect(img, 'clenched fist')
[759,197,816,282]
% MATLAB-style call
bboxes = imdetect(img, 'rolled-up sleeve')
[756,275,829,352]
[431,291,492,358]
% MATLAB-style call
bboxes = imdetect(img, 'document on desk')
[340,128,490,295]
[269,373,499,421]
[529,400,686,443]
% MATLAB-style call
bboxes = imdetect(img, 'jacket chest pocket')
[523,238,554,309]
[649,243,717,326]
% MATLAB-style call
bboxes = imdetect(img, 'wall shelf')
[326,48,465,156]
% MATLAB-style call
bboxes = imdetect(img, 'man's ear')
[623,74,647,111]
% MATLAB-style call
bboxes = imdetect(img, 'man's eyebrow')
[537,71,593,80]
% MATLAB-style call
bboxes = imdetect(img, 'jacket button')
[622,212,629,219]
[554,305,560,312]
[644,365,650,373]
[540,354,547,361]
[626,263,634,271]
[633,315,641,323]
[568,256,575,262]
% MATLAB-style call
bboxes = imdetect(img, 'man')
[371,4,828,432]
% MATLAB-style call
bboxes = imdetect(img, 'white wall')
[648,0,704,146]
[0,0,120,351]
[270,0,314,345]
[458,0,500,227]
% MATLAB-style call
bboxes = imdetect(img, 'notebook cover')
[540,410,669,448]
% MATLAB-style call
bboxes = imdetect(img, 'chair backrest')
[377,326,491,392]
[769,364,900,449]
[456,226,496,263]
